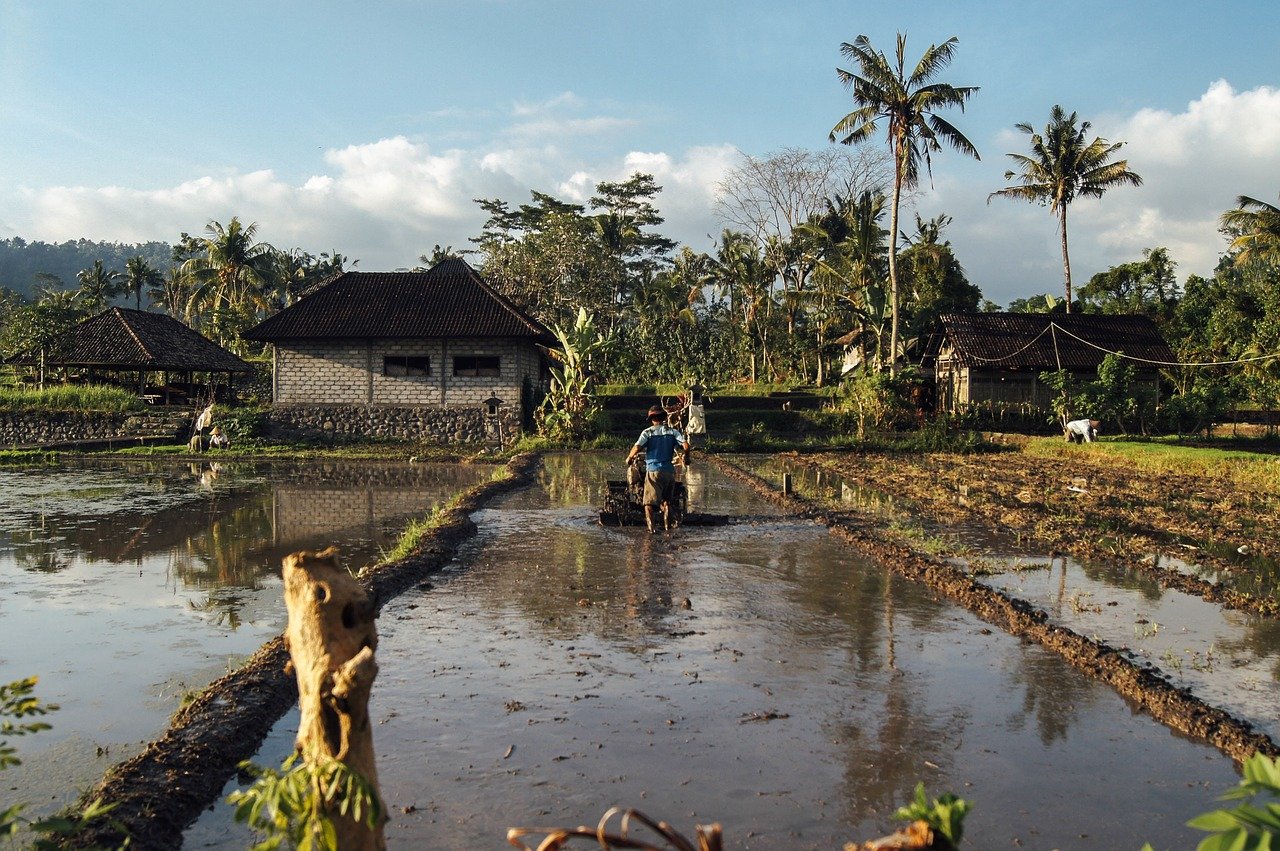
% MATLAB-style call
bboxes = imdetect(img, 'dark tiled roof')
[8,308,252,372]
[930,312,1177,369]
[242,258,553,343]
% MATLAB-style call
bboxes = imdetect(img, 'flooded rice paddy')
[0,458,492,816]
[738,454,1280,746]
[190,454,1244,850]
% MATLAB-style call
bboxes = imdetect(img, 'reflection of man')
[625,405,690,533]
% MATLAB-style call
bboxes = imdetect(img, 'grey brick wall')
[270,338,548,440]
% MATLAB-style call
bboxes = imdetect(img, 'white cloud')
[927,81,1280,306]
[17,79,1268,305]
[8,133,737,269]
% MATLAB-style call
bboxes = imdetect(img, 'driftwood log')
[282,546,386,850]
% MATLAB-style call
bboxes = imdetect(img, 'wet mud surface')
[57,454,539,850]
[188,454,1245,850]
[798,447,1280,615]
[717,454,1280,764]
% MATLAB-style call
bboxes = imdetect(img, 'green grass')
[373,461,518,566]
[1022,435,1280,494]
[0,384,144,413]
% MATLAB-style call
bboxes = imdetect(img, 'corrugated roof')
[931,312,1177,369]
[242,258,553,343]
[8,308,252,372]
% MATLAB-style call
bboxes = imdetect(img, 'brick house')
[242,258,553,442]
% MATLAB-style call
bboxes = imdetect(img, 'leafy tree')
[538,308,611,441]
[989,105,1143,312]
[1007,293,1065,314]
[1078,246,1179,321]
[897,213,981,340]
[831,33,980,372]
[709,229,774,382]
[795,190,890,381]
[122,256,163,311]
[417,244,464,268]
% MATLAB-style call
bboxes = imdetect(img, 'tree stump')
[282,547,386,850]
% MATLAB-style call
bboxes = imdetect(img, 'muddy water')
[741,454,1280,746]
[0,458,491,817]
[192,454,1239,850]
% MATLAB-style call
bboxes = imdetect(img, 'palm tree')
[123,256,164,311]
[831,33,979,372]
[75,260,123,311]
[1220,193,1280,266]
[180,218,278,342]
[989,105,1143,312]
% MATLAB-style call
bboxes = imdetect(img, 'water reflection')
[187,452,1242,850]
[0,457,493,822]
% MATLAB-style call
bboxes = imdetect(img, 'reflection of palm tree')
[1004,647,1097,745]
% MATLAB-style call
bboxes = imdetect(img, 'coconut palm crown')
[988,105,1143,312]
[830,33,979,372]
[1220,193,1280,266]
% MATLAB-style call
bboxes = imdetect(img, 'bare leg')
[644,505,656,533]
[662,501,670,530]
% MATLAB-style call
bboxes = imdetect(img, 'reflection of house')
[242,258,553,440]
[7,307,252,402]
[923,313,1177,412]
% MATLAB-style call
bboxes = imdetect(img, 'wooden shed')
[923,313,1177,413]
[7,307,253,404]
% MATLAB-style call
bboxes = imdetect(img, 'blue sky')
[2,0,1278,306]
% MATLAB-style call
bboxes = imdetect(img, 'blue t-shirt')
[635,424,686,472]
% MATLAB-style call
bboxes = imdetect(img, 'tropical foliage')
[0,39,1274,425]
[989,105,1143,311]
[830,32,980,372]
[2,677,122,849]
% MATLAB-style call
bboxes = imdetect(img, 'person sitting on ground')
[208,426,230,449]
[1064,418,1100,443]
[625,405,690,533]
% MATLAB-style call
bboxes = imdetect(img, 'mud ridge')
[65,452,542,850]
[711,454,1279,765]
[799,450,1280,620]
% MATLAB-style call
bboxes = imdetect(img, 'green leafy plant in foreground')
[2,677,125,848]
[229,754,383,851]
[894,782,970,849]
[1140,753,1280,851]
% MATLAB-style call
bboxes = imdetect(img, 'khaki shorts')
[642,470,677,506]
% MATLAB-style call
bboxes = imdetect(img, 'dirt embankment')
[803,448,1280,617]
[66,453,542,851]
[711,454,1279,765]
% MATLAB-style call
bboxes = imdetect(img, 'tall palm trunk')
[887,156,903,374]
[1059,208,1072,313]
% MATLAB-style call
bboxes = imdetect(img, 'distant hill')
[0,237,174,301]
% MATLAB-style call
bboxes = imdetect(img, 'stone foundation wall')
[265,404,522,444]
[0,410,190,447]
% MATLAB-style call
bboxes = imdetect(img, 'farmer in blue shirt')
[625,405,691,532]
